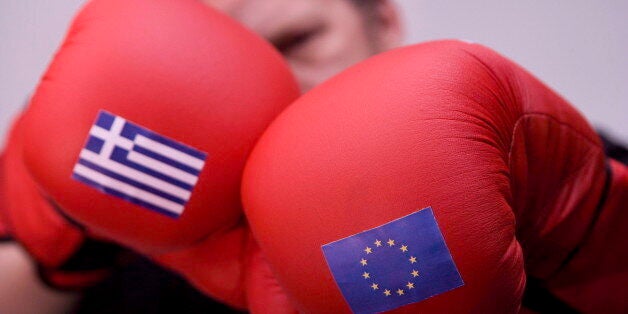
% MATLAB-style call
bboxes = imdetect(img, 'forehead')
[202,0,359,15]
[201,0,242,12]
[200,0,367,39]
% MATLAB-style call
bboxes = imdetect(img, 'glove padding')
[1,113,124,289]
[242,40,622,313]
[14,0,299,308]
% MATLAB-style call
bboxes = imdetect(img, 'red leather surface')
[1,114,84,268]
[20,0,298,254]
[547,160,627,313]
[243,40,614,313]
[0,155,6,240]
[245,242,299,314]
[10,0,299,307]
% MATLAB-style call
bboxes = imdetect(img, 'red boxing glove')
[242,40,626,313]
[17,0,298,309]
[543,158,627,313]
[245,243,299,314]
[0,158,7,242]
[1,112,123,289]
[0,207,6,241]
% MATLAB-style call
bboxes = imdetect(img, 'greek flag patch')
[72,110,207,218]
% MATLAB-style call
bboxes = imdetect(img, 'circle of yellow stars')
[360,238,420,298]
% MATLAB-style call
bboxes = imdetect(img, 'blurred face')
[202,0,401,92]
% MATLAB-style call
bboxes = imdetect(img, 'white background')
[1,0,626,147]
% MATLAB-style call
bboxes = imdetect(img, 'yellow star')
[371,283,379,290]
[362,272,370,279]
[411,270,420,277]
[397,289,405,296]
[409,256,417,263]
[406,282,415,289]
[383,289,392,296]
[360,258,367,266]
[400,245,408,252]
[387,239,395,246]
[364,247,373,254]
[374,239,382,247]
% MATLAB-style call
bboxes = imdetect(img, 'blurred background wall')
[1,0,626,147]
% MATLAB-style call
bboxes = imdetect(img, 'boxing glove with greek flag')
[5,0,298,308]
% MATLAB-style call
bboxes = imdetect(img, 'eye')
[272,27,320,55]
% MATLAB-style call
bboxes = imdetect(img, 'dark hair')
[348,0,380,28]
[349,0,378,10]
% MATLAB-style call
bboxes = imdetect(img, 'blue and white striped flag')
[72,110,207,218]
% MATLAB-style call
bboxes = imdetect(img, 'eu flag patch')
[321,207,463,313]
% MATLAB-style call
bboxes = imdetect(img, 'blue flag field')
[322,207,464,313]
